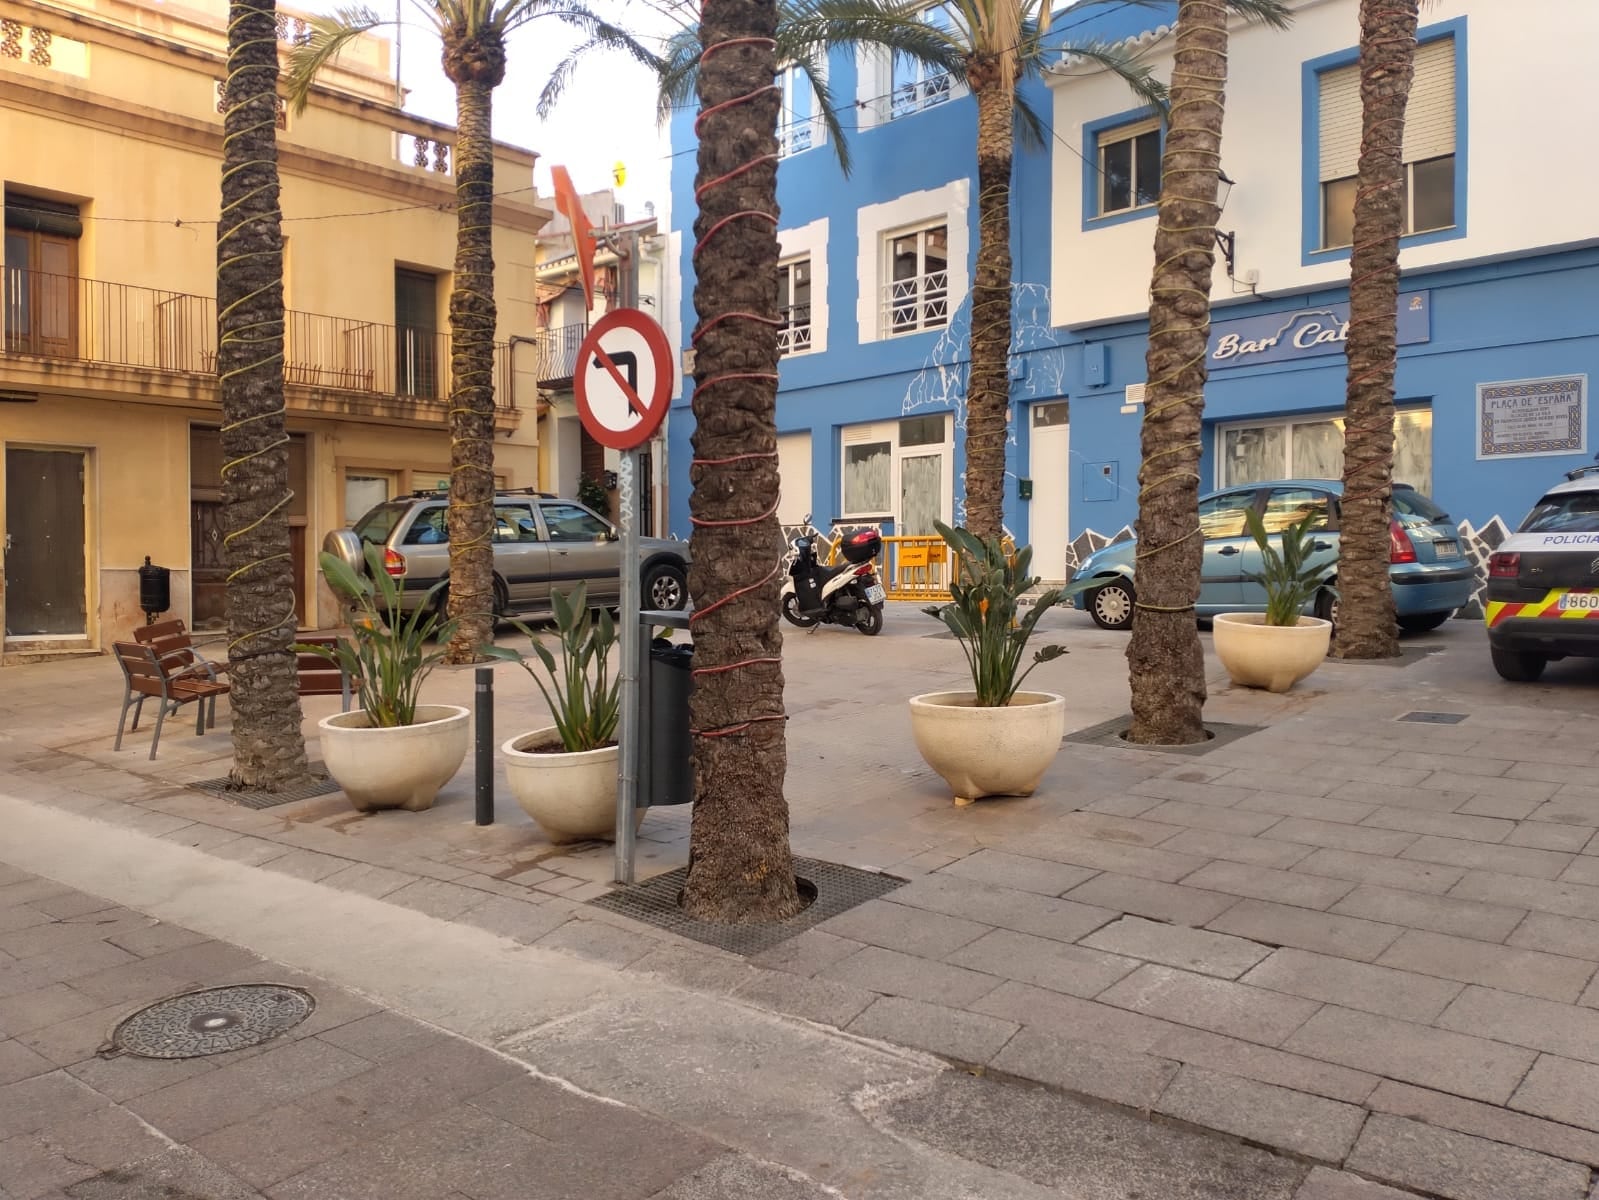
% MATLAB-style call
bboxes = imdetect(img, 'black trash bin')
[646,639,694,808]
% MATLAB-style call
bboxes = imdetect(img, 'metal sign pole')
[614,448,640,884]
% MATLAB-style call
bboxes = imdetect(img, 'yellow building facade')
[0,0,547,660]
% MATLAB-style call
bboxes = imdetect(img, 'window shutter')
[1403,37,1456,163]
[1318,62,1361,182]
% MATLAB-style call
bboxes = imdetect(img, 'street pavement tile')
[945,929,1140,999]
[1148,1026,1380,1105]
[16,1001,135,1068]
[1376,928,1597,1003]
[1207,899,1404,962]
[821,945,998,1007]
[534,918,660,968]
[315,1011,462,1065]
[1158,829,1315,871]
[1055,811,1188,847]
[65,958,196,1009]
[1417,772,1559,805]
[1291,848,1464,895]
[1259,817,1417,856]
[1283,1006,1536,1104]
[1385,751,1511,778]
[747,930,863,978]
[969,982,1175,1052]
[1369,1078,1599,1168]
[1097,964,1320,1047]
[0,943,136,996]
[1063,873,1238,926]
[456,895,571,945]
[316,863,417,900]
[1529,798,1599,828]
[24,895,117,922]
[0,987,103,1038]
[64,1051,217,1102]
[1242,948,1462,1023]
[1134,800,1283,837]
[883,874,1116,943]
[1344,1114,1588,1200]
[0,917,151,962]
[1399,835,1575,881]
[1509,1055,1599,1133]
[1328,781,1466,815]
[1180,861,1356,910]
[1507,821,1596,853]
[1438,985,1599,1064]
[125,1036,371,1142]
[190,1103,360,1190]
[1292,1167,1422,1199]
[1155,1065,1366,1161]
[1456,792,1547,821]
[1237,793,1382,826]
[467,1075,723,1198]
[990,1026,1180,1109]
[0,1041,54,1086]
[62,1146,267,1200]
[0,908,53,936]
[0,1129,102,1197]
[731,968,879,1026]
[846,996,1018,1063]
[1510,911,1599,962]
[102,923,210,960]
[1129,772,1261,808]
[1451,870,1599,922]
[263,849,351,884]
[815,898,992,958]
[295,1046,520,1140]
[1329,884,1528,942]
[1509,760,1599,786]
[381,879,486,921]
[935,848,1099,896]
[1563,856,1599,886]
[1210,769,1339,798]
[1005,833,1208,884]
[0,881,76,910]
[1080,916,1271,979]
[646,1153,841,1200]
[1360,808,1516,845]
[0,1072,108,1140]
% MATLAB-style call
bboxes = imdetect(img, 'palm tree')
[1124,0,1288,747]
[286,2,655,664]
[1332,0,1418,660]
[217,0,312,789]
[661,0,1162,544]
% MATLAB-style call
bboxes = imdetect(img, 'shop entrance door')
[4,447,87,637]
[1028,401,1070,581]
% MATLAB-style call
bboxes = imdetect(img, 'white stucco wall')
[1048,0,1599,328]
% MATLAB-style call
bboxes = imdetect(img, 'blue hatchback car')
[1067,479,1476,632]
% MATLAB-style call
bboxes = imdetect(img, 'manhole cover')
[110,984,315,1059]
[1397,710,1468,725]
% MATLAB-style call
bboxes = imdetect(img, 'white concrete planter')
[503,727,621,844]
[1213,612,1332,694]
[908,691,1067,807]
[318,704,470,812]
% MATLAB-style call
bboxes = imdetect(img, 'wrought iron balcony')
[532,321,587,386]
[1,268,514,408]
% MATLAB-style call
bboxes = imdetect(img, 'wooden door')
[4,448,87,637]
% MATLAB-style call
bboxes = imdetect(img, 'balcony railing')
[533,321,588,385]
[1,269,514,408]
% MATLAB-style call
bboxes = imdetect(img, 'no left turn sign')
[574,308,673,452]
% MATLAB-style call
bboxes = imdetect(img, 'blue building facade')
[664,0,1599,609]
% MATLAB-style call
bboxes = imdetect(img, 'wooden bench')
[134,622,352,710]
[113,641,231,760]
[294,635,355,711]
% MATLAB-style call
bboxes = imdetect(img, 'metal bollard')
[474,667,494,826]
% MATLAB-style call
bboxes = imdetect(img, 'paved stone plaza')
[6,605,1599,1198]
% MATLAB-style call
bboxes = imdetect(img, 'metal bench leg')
[128,694,146,733]
[150,701,172,761]
[114,692,136,751]
[194,698,207,736]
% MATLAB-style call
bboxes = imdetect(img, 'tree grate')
[107,984,315,1059]
[188,766,340,809]
[1064,715,1263,757]
[587,857,906,956]
[1397,710,1469,725]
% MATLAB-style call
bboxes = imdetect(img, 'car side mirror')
[604,529,619,543]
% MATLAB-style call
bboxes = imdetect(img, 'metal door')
[4,448,87,636]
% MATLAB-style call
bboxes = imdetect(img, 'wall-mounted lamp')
[1215,171,1237,278]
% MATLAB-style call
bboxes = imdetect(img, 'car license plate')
[865,584,886,604]
[1558,591,1599,611]
[1433,540,1460,560]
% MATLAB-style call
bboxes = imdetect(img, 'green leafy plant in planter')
[301,544,455,726]
[1242,508,1336,626]
[577,474,611,521]
[483,582,619,752]
[923,520,1084,706]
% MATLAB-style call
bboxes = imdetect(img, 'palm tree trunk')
[442,64,502,663]
[218,0,310,788]
[679,0,802,923]
[1334,0,1416,660]
[964,68,1014,542]
[1125,0,1229,746]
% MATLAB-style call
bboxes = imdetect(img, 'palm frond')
[655,25,700,122]
[1012,86,1048,151]
[282,6,392,114]
[799,53,852,175]
[1224,0,1293,31]
[536,10,665,117]
[1053,39,1168,117]
[780,0,969,81]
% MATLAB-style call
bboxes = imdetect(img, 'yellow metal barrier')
[816,527,1017,603]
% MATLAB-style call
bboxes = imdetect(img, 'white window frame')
[853,25,968,131]
[1215,408,1434,494]
[1097,116,1162,217]
[777,63,825,159]
[856,181,969,345]
[776,218,828,355]
[881,220,950,338]
[777,255,813,355]
[839,415,954,526]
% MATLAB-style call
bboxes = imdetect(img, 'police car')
[1484,464,1599,681]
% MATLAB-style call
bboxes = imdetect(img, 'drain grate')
[587,857,905,956]
[188,766,340,809]
[109,984,315,1059]
[1064,715,1264,757]
[1397,710,1469,725]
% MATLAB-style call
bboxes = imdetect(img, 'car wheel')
[1314,586,1339,628]
[645,562,688,611]
[1491,646,1548,682]
[1088,579,1135,631]
[1398,611,1451,633]
[781,592,820,628]
[493,579,510,620]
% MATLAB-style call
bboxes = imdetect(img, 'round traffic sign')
[573,308,673,451]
